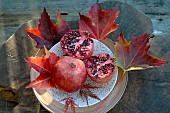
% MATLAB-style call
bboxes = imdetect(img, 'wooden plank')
[0,0,169,113]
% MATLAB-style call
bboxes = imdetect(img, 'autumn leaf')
[60,97,78,113]
[114,33,167,71]
[25,53,60,89]
[79,84,101,106]
[79,2,119,40]
[26,73,55,89]
[55,11,70,38]
[96,33,167,113]
[26,29,53,49]
[25,56,51,73]
[26,8,70,50]
[0,85,19,103]
[49,52,60,65]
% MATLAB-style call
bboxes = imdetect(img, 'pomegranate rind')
[52,56,87,93]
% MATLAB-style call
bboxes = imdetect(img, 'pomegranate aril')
[90,63,97,68]
[81,38,93,46]
[80,51,86,56]
[85,53,116,83]
[92,70,98,78]
[60,30,94,59]
[98,64,113,75]
[71,39,79,43]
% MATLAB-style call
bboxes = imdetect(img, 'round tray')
[30,38,128,113]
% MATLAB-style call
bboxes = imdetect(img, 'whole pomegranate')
[60,30,94,60]
[52,56,87,93]
[85,53,116,84]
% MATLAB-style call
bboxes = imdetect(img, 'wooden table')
[0,0,169,113]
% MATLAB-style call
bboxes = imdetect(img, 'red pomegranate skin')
[52,56,87,93]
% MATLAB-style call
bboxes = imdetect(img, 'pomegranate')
[60,30,94,60]
[85,53,116,84]
[52,56,87,93]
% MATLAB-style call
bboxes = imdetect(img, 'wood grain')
[0,0,169,113]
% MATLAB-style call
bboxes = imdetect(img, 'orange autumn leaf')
[25,52,60,89]
[25,56,51,73]
[26,8,70,50]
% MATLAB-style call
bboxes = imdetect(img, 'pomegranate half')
[60,30,94,60]
[85,53,116,84]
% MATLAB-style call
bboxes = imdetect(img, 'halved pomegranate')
[85,53,116,84]
[52,56,87,93]
[60,30,94,60]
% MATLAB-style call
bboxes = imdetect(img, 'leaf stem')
[115,70,126,86]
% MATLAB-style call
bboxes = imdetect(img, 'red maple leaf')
[96,33,167,113]
[114,33,167,71]
[26,8,70,50]
[60,97,78,113]
[25,52,60,89]
[79,3,119,40]
[79,84,101,106]
[114,33,167,85]
[26,73,55,89]
[55,11,70,38]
